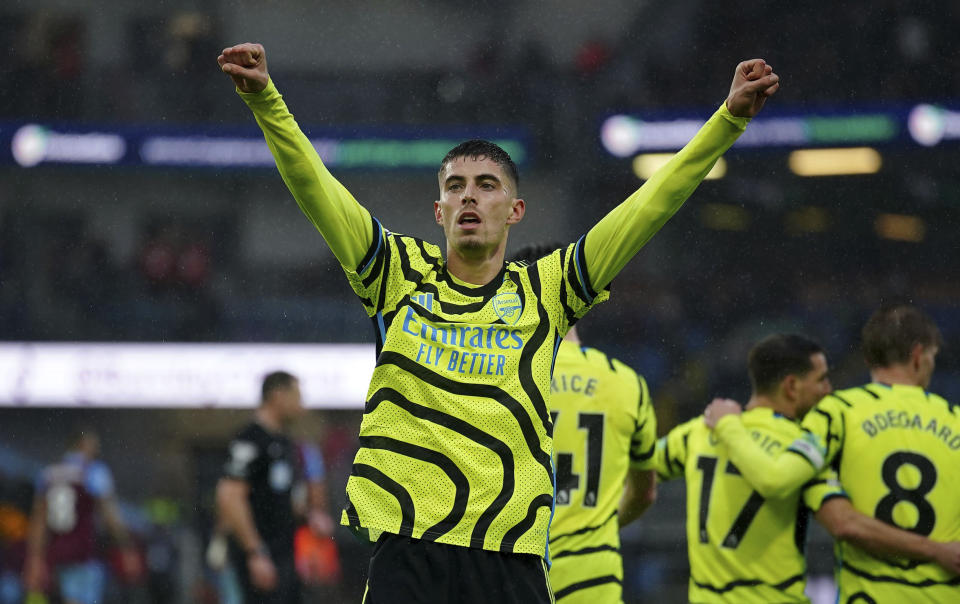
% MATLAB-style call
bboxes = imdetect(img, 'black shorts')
[363,533,554,604]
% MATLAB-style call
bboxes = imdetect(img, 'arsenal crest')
[492,292,523,325]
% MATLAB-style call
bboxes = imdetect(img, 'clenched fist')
[217,43,269,93]
[725,59,780,118]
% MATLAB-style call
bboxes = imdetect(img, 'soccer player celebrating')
[513,244,657,603]
[218,42,778,602]
[706,310,960,603]
[658,334,959,603]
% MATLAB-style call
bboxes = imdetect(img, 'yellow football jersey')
[239,78,751,559]
[547,341,657,602]
[801,383,960,603]
[655,407,845,603]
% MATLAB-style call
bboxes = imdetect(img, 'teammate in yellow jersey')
[512,244,657,603]
[706,309,960,603]
[219,42,779,603]
[658,334,959,603]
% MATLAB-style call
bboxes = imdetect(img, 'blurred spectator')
[23,428,141,604]
[214,372,334,604]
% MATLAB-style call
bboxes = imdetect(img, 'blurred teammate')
[512,243,656,603]
[23,428,138,604]
[706,309,960,602]
[216,371,333,604]
[659,334,958,603]
[218,42,779,603]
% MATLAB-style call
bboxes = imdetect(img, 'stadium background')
[1,0,958,602]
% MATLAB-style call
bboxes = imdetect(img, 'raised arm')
[703,398,821,498]
[584,60,779,289]
[219,43,375,271]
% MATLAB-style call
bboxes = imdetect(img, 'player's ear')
[782,374,799,400]
[507,198,525,225]
[434,200,443,225]
[909,342,925,371]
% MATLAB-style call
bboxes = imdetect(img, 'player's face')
[279,380,305,423]
[795,352,831,416]
[435,157,524,255]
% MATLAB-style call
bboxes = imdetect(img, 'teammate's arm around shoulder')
[704,398,817,498]
[218,43,374,271]
[816,497,960,574]
[581,59,779,291]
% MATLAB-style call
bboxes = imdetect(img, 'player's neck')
[255,407,283,433]
[870,365,921,388]
[445,243,507,285]
[745,394,796,420]
[563,326,581,344]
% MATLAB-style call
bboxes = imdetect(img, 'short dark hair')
[439,140,519,192]
[262,371,298,403]
[748,334,824,395]
[510,242,564,265]
[862,305,942,369]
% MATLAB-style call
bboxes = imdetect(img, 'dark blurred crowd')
[2,3,959,151]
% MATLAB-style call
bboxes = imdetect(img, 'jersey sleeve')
[712,415,822,498]
[798,395,847,469]
[223,436,261,481]
[239,79,376,272]
[583,104,749,290]
[800,467,848,512]
[652,417,698,482]
[84,462,115,498]
[553,240,611,329]
[629,375,657,470]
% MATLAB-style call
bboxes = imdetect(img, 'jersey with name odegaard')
[800,383,960,602]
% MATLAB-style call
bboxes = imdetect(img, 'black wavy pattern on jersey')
[553,575,621,602]
[810,406,843,472]
[629,444,655,462]
[576,235,599,300]
[379,351,553,481]
[841,560,960,587]
[859,385,881,399]
[551,544,619,559]
[565,243,590,305]
[692,573,804,594]
[413,238,442,271]
[394,237,511,316]
[373,237,393,311]
[358,435,469,539]
[356,218,383,276]
[405,231,502,297]
[518,263,553,436]
[830,392,854,408]
[555,250,578,327]
[352,463,415,537]
[360,242,386,289]
[549,510,618,544]
[344,494,361,526]
[500,493,552,553]
[365,387,514,548]
[440,261,506,297]
[553,575,621,600]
